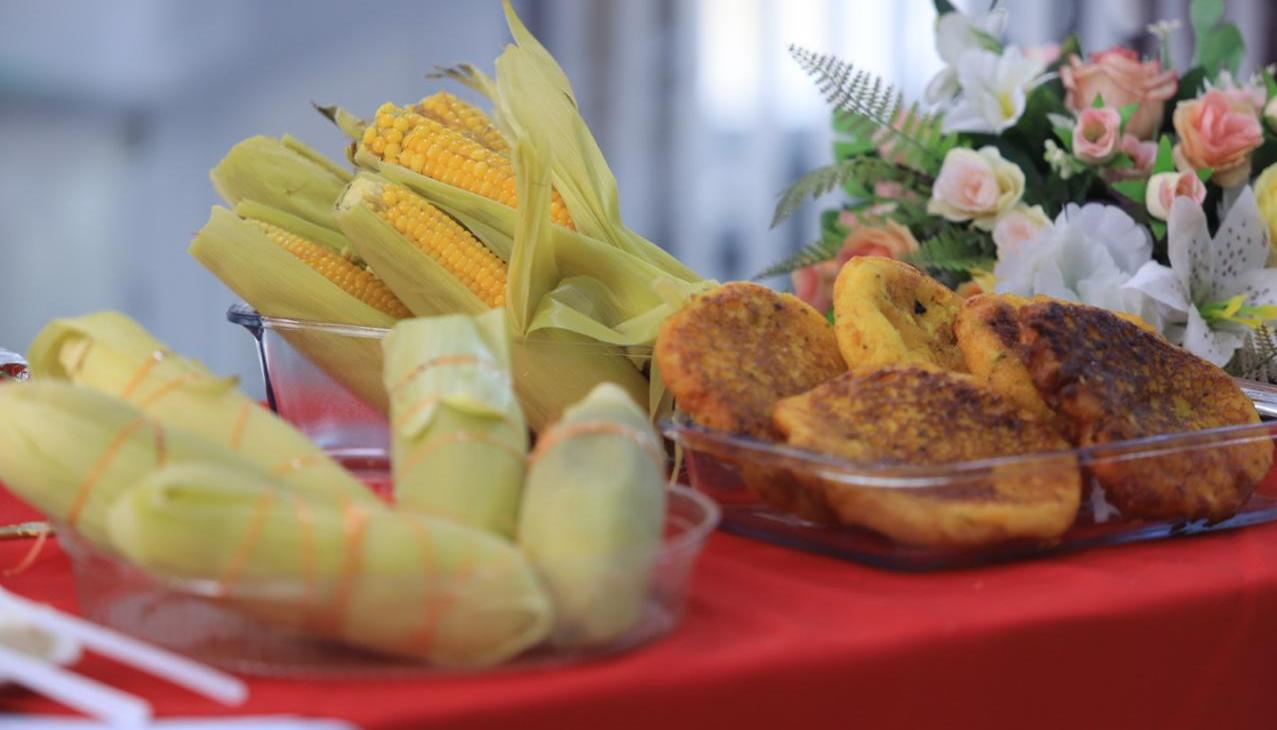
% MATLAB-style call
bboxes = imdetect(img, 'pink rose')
[792,259,841,314]
[991,205,1050,256]
[1060,47,1178,139]
[1072,107,1121,164]
[1103,134,1158,182]
[1145,171,1207,220]
[1172,90,1264,188]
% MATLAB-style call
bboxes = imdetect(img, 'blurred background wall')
[0,0,1272,395]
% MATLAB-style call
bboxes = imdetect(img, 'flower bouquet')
[771,0,1277,381]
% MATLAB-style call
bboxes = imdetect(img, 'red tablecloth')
[2,485,1276,730]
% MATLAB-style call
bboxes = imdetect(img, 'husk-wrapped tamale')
[0,382,318,545]
[383,310,527,536]
[27,312,376,506]
[108,462,553,667]
[518,383,667,647]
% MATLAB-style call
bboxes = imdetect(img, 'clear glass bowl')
[664,380,1277,571]
[59,454,719,678]
[226,303,653,451]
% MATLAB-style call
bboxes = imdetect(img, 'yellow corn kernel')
[368,184,507,308]
[248,220,411,318]
[417,92,509,154]
[365,105,574,230]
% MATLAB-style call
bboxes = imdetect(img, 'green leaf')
[1150,219,1167,240]
[1112,179,1148,202]
[906,228,995,274]
[1092,94,1106,109]
[1198,25,1245,77]
[789,47,956,174]
[1053,126,1074,148]
[1265,68,1277,100]
[1153,136,1175,174]
[770,157,928,228]
[1110,153,1135,170]
[1191,0,1224,35]
[1197,167,1214,183]
[1118,102,1140,129]
[1176,67,1208,104]
[933,0,957,14]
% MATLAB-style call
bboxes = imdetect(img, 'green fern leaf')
[770,157,923,228]
[907,230,995,274]
[790,46,956,172]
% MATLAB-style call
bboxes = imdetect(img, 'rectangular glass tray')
[664,380,1277,571]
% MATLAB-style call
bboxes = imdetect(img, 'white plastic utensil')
[0,643,151,728]
[0,588,247,706]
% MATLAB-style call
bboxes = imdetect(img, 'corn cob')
[376,184,506,308]
[108,463,553,667]
[248,219,410,318]
[360,103,574,229]
[383,310,527,537]
[191,206,401,412]
[26,311,379,507]
[335,174,652,430]
[518,383,666,647]
[0,382,323,546]
[418,92,509,153]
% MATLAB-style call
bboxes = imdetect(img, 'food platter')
[666,380,1277,570]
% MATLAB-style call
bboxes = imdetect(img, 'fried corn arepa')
[657,282,845,520]
[955,293,1057,427]
[772,366,1081,546]
[1020,300,1272,521]
[832,256,965,373]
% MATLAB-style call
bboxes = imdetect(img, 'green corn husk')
[26,312,375,506]
[383,310,527,536]
[334,173,651,429]
[0,382,315,545]
[108,463,553,667]
[518,383,667,647]
[211,135,352,245]
[190,205,397,412]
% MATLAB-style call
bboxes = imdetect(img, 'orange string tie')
[228,402,252,451]
[3,525,52,578]
[389,354,507,397]
[529,420,665,469]
[390,395,443,432]
[119,350,167,399]
[217,489,277,597]
[135,372,203,409]
[66,417,165,528]
[326,499,369,634]
[288,493,320,629]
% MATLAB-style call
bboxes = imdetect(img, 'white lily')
[995,202,1159,324]
[925,6,1009,104]
[942,47,1050,134]
[1123,187,1277,366]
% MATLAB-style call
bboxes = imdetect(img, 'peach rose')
[836,220,921,262]
[1060,47,1177,140]
[1172,90,1264,188]
[1145,171,1207,220]
[927,147,1025,229]
[792,259,841,314]
[1072,107,1121,164]
[790,220,921,313]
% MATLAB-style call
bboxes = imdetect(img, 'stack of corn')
[189,0,711,430]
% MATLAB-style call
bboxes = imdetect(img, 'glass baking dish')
[226,303,653,453]
[664,380,1277,571]
[58,452,718,678]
